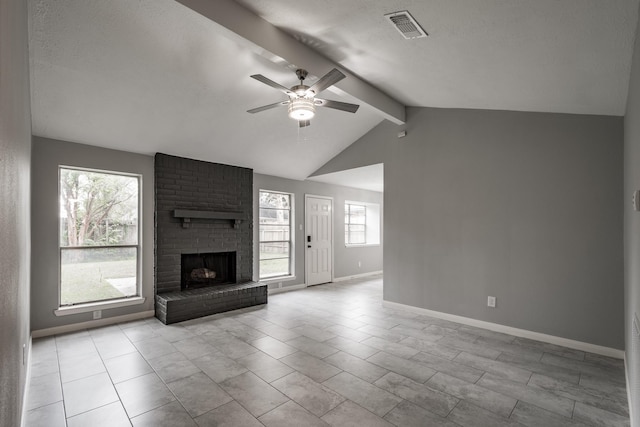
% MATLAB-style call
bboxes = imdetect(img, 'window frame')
[258,190,294,280]
[345,202,367,245]
[344,201,381,247]
[56,166,144,314]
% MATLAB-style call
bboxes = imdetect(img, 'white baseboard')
[333,270,383,282]
[31,310,155,338]
[268,271,383,294]
[382,300,624,359]
[20,337,32,427]
[625,353,635,427]
[269,270,382,295]
[269,283,307,295]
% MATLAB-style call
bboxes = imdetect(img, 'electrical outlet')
[487,296,496,308]
[93,310,102,320]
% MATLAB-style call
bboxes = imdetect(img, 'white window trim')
[58,165,143,309]
[345,243,382,248]
[258,189,295,280]
[345,200,381,247]
[54,297,146,316]
[259,275,297,284]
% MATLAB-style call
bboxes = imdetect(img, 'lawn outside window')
[59,167,141,307]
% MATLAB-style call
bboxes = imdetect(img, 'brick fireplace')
[154,153,266,324]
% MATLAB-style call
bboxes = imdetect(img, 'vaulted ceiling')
[28,0,639,183]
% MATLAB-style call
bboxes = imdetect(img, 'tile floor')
[25,275,630,426]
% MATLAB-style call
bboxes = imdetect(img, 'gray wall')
[31,137,155,331]
[316,107,624,349]
[624,5,640,423]
[254,173,383,289]
[0,0,32,424]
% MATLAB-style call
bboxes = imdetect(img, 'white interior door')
[305,195,333,286]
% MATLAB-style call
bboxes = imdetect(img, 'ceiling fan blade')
[247,101,289,114]
[250,74,296,97]
[315,98,360,113]
[307,68,345,95]
[299,120,311,128]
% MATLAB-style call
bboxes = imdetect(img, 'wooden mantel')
[173,209,245,229]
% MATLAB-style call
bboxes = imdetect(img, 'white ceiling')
[28,0,384,181]
[236,0,639,115]
[28,0,639,187]
[309,164,384,193]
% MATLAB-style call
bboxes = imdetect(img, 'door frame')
[304,194,334,286]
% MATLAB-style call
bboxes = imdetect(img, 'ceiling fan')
[247,68,360,128]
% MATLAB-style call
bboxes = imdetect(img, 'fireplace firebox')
[181,251,236,290]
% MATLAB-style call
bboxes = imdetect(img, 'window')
[59,167,140,306]
[345,201,380,246]
[259,191,293,279]
[345,203,366,245]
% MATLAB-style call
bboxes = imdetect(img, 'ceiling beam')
[176,0,406,125]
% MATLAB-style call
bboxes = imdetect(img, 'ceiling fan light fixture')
[288,97,315,121]
[247,68,359,125]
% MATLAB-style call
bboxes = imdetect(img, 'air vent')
[385,10,428,39]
